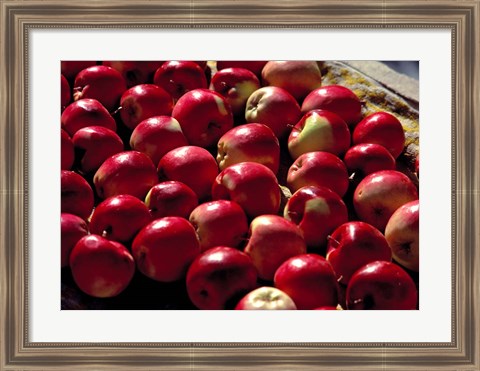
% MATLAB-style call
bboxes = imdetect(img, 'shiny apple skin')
[343,143,396,178]
[211,162,281,219]
[301,85,363,128]
[261,60,322,101]
[287,151,349,197]
[132,217,201,282]
[93,151,158,200]
[72,126,124,174]
[189,200,249,252]
[145,181,198,219]
[274,254,339,309]
[216,123,280,174]
[130,116,188,166]
[61,129,74,170]
[346,260,418,310]
[244,215,307,281]
[385,200,419,271]
[61,61,97,82]
[61,98,116,136]
[216,61,267,77]
[153,61,208,101]
[61,170,94,220]
[103,61,163,88]
[172,88,234,148]
[210,67,260,116]
[326,221,392,284]
[61,213,88,268]
[353,111,406,159]
[353,170,418,231]
[245,86,301,138]
[186,246,258,310]
[89,194,152,244]
[157,146,219,201]
[69,235,135,298]
[73,65,126,112]
[288,109,351,159]
[119,84,174,130]
[235,287,297,310]
[284,185,348,249]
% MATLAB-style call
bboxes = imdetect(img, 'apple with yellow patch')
[385,200,419,271]
[172,88,233,148]
[261,60,322,101]
[210,67,260,117]
[284,185,348,250]
[244,215,306,281]
[235,287,297,310]
[288,109,351,160]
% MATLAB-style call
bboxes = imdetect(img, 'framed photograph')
[1,0,478,369]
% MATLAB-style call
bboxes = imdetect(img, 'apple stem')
[349,172,356,180]
[337,275,344,283]
[112,106,123,116]
[287,124,301,133]
[326,235,340,247]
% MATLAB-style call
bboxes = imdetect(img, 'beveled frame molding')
[1,1,478,370]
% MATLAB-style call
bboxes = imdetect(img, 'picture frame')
[1,0,478,369]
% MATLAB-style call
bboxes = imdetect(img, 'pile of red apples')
[61,60,420,310]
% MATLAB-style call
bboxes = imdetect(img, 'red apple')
[61,213,88,268]
[61,74,71,109]
[353,111,406,159]
[353,170,418,231]
[189,200,248,252]
[131,217,200,282]
[119,84,174,130]
[153,61,208,101]
[274,254,339,309]
[326,221,392,284]
[61,98,116,136]
[61,61,97,82]
[186,246,258,309]
[346,260,418,309]
[301,85,363,127]
[245,86,301,138]
[284,185,348,249]
[89,194,152,244]
[210,67,260,116]
[61,129,74,170]
[144,181,198,219]
[93,151,158,200]
[157,146,218,201]
[73,65,126,112]
[287,151,349,197]
[244,215,306,281]
[216,123,280,174]
[384,200,419,271]
[343,143,396,178]
[129,116,188,165]
[212,162,281,219]
[72,126,124,174]
[172,88,234,148]
[261,60,322,101]
[103,61,163,88]
[217,61,267,77]
[61,170,94,220]
[235,287,297,310]
[69,234,135,298]
[287,109,351,160]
